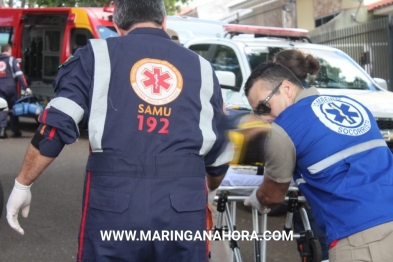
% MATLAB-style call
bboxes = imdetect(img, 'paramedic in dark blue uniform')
[244,62,393,262]
[0,44,31,138]
[6,1,233,261]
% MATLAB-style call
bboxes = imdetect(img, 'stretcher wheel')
[306,238,322,262]
[0,180,3,218]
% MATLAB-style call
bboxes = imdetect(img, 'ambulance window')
[96,26,118,39]
[189,44,211,59]
[70,28,93,54]
[0,27,13,46]
[211,45,242,90]
[300,48,373,90]
[44,31,61,52]
[245,47,279,71]
[42,30,62,79]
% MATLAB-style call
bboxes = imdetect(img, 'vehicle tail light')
[67,13,76,24]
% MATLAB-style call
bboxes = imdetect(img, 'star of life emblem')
[311,96,371,136]
[130,58,183,105]
[0,61,7,72]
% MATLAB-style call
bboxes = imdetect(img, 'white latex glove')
[207,188,217,205]
[244,188,271,214]
[6,179,32,235]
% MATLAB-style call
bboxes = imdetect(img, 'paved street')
[0,118,299,262]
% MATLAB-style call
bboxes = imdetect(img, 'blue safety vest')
[275,94,393,245]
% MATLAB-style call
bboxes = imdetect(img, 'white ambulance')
[169,23,393,148]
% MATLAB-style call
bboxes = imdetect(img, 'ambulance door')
[64,8,97,58]
[20,13,67,82]
[69,28,93,55]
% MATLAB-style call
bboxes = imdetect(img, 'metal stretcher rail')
[216,186,300,192]
[214,195,307,202]
[212,186,321,262]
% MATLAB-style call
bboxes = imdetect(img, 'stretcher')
[219,109,322,261]
[212,183,322,262]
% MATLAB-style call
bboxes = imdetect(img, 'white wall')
[182,0,231,20]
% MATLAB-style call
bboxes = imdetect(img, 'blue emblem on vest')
[311,96,371,136]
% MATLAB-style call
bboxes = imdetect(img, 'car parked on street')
[177,24,393,148]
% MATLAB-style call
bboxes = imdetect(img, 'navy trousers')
[77,154,209,262]
[0,86,20,132]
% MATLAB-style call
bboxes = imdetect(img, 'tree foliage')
[164,0,191,15]
[9,0,192,14]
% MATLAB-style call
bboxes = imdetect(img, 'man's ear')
[283,80,294,98]
[161,16,167,31]
[114,24,126,36]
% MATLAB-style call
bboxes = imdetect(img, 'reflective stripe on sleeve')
[307,139,387,175]
[47,97,84,132]
[198,57,216,155]
[9,57,15,78]
[14,71,23,77]
[89,39,111,152]
[210,141,235,167]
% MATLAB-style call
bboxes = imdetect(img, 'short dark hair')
[113,0,166,31]
[1,44,11,53]
[244,62,302,97]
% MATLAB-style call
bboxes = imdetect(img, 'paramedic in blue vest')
[243,62,393,262]
[274,49,328,261]
[6,1,233,261]
[0,44,31,138]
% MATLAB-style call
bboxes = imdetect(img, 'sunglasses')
[253,81,283,116]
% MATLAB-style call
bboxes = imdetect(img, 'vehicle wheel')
[307,238,322,262]
[0,180,4,219]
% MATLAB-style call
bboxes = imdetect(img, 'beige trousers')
[329,221,393,262]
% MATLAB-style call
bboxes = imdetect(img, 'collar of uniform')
[300,79,309,88]
[294,86,320,103]
[127,27,170,39]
